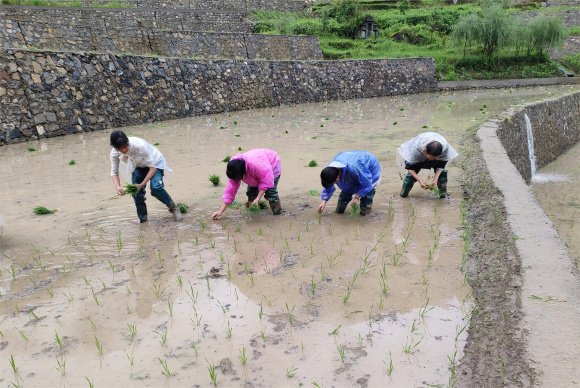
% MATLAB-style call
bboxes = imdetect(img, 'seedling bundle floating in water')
[123,184,139,197]
[208,175,221,186]
[33,206,56,215]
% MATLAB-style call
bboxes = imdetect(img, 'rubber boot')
[437,170,448,198]
[336,202,348,214]
[269,200,282,215]
[245,196,257,208]
[400,173,417,197]
[360,203,372,216]
[168,201,182,221]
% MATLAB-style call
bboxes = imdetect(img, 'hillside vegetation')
[251,0,573,80]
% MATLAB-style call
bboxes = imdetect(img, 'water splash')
[524,114,537,178]
[531,173,571,184]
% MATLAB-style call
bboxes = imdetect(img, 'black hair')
[426,141,443,157]
[110,130,129,149]
[226,159,246,181]
[320,167,340,189]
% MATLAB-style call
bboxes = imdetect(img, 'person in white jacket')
[397,132,458,198]
[110,130,181,223]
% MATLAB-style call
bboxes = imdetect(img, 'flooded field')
[532,141,580,266]
[1,85,578,387]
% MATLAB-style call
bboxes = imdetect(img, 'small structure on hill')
[359,15,378,39]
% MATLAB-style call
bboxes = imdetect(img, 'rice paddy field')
[1,84,578,387]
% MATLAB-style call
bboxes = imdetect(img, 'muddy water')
[532,140,580,266]
[1,85,578,387]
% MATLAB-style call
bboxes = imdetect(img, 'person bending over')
[212,148,282,220]
[397,132,458,198]
[318,151,381,217]
[110,130,181,223]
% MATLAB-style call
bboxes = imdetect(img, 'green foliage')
[246,204,263,216]
[308,189,320,196]
[560,53,580,75]
[67,159,76,165]
[308,160,318,167]
[123,184,139,196]
[34,206,55,215]
[177,203,188,213]
[228,200,243,209]
[27,147,37,152]
[221,155,231,162]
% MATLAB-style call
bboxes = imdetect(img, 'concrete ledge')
[477,119,580,387]
[439,77,580,91]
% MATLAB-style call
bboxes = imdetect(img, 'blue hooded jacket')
[321,151,381,201]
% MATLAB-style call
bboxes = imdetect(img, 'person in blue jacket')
[318,151,381,216]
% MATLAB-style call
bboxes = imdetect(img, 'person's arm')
[138,167,157,190]
[212,202,229,220]
[112,175,124,195]
[408,169,427,189]
[251,189,267,206]
[430,160,447,186]
[319,185,336,213]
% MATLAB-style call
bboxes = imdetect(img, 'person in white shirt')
[110,130,181,223]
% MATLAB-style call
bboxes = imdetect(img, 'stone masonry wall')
[0,0,305,11]
[496,92,580,182]
[0,20,323,60]
[0,50,437,144]
[0,6,255,33]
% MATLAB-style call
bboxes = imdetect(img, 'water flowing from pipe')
[524,114,537,179]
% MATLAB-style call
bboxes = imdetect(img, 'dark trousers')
[132,167,174,221]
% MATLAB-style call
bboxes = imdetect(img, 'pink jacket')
[222,149,282,204]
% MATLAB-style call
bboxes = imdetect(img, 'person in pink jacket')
[212,149,282,220]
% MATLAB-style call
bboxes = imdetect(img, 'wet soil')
[1,85,578,387]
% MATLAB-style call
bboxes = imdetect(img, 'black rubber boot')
[400,173,417,197]
[269,200,282,215]
[437,170,448,198]
[336,202,348,214]
[245,196,257,208]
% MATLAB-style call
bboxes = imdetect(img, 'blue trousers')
[132,167,174,221]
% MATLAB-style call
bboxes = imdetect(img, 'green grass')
[560,53,580,75]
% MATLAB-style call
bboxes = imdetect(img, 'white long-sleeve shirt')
[110,137,171,180]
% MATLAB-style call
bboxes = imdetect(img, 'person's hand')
[418,179,427,189]
[116,186,124,196]
[137,182,146,191]
[318,201,327,213]
[212,211,223,220]
[430,180,437,187]
[251,198,260,207]
[352,196,360,207]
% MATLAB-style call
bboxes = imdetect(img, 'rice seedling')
[152,284,164,298]
[91,288,99,307]
[238,147,242,151]
[225,321,232,338]
[350,204,360,216]
[126,304,132,314]
[336,343,345,362]
[9,354,18,372]
[62,291,74,302]
[380,279,389,296]
[54,331,64,348]
[126,323,137,340]
[307,160,318,167]
[86,377,94,388]
[208,174,221,186]
[158,357,171,377]
[343,286,352,305]
[126,353,134,366]
[237,347,248,365]
[122,184,139,197]
[153,327,168,346]
[419,298,434,318]
[177,203,188,214]
[189,340,200,355]
[247,273,254,286]
[206,359,218,386]
[55,357,66,375]
[15,327,28,342]
[329,324,342,335]
[402,336,423,354]
[286,364,298,378]
[383,350,394,375]
[286,302,295,325]
[94,335,103,355]
[87,317,96,329]
[33,206,55,215]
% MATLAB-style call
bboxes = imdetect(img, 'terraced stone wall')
[496,92,580,182]
[0,50,437,144]
[0,20,323,60]
[0,6,254,32]
[0,0,305,11]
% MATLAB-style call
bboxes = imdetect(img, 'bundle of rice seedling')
[123,184,139,196]
[177,203,188,214]
[246,204,263,216]
[425,184,442,197]
[350,204,360,216]
[259,201,268,210]
[34,206,55,215]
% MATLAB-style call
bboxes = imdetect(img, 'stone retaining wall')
[0,20,323,60]
[0,49,437,144]
[0,0,305,11]
[550,35,580,60]
[0,6,255,33]
[496,92,580,182]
